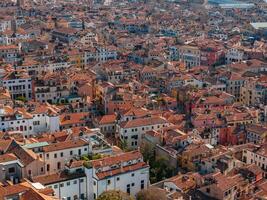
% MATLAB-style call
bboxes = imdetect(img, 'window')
[206,188,210,193]
[54,153,57,158]
[127,184,130,194]
[70,151,73,155]
[80,194,85,199]
[54,185,58,189]
[131,183,135,186]
[131,173,135,177]
[60,183,64,187]
[67,182,70,186]
[60,152,63,157]
[84,148,87,151]
[141,180,144,189]
[46,154,49,159]
[80,179,84,183]
[33,121,40,126]
[67,197,71,200]
[117,177,120,181]
[57,162,61,169]
[8,167,15,173]
[107,180,111,185]
[47,164,50,171]
[73,180,77,184]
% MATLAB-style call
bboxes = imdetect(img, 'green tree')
[140,142,154,165]
[119,139,128,151]
[150,157,175,183]
[81,155,89,161]
[140,143,175,183]
[96,190,133,200]
[16,96,27,102]
[137,187,167,200]
[92,154,102,160]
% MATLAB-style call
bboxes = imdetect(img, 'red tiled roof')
[0,184,29,197]
[43,139,88,152]
[120,116,168,129]
[97,114,116,125]
[60,112,89,126]
[0,153,18,163]
[95,161,148,180]
[32,171,85,185]
[91,150,142,168]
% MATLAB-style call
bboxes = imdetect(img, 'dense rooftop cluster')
[1,0,267,199]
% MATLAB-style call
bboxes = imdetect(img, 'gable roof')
[120,116,168,129]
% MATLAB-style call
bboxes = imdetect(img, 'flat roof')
[251,22,267,30]
[219,3,255,9]
[23,142,49,149]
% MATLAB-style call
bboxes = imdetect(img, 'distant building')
[88,150,149,199]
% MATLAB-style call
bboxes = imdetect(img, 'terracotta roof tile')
[91,150,142,168]
[42,139,88,152]
[96,161,148,180]
[120,116,168,129]
[0,153,18,163]
[32,171,85,185]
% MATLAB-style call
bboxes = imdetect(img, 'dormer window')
[111,165,117,169]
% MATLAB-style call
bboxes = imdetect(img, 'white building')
[118,116,170,149]
[16,61,71,77]
[0,17,12,32]
[88,150,149,199]
[41,139,90,174]
[0,45,20,63]
[246,124,267,144]
[45,61,71,73]
[2,70,32,100]
[0,31,32,45]
[242,144,267,177]
[225,48,244,64]
[178,45,201,68]
[32,162,87,200]
[80,32,98,45]
[0,104,60,137]
[84,47,117,64]
[33,72,71,104]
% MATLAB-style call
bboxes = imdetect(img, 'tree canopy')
[141,143,174,183]
[96,190,134,200]
[137,187,167,200]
